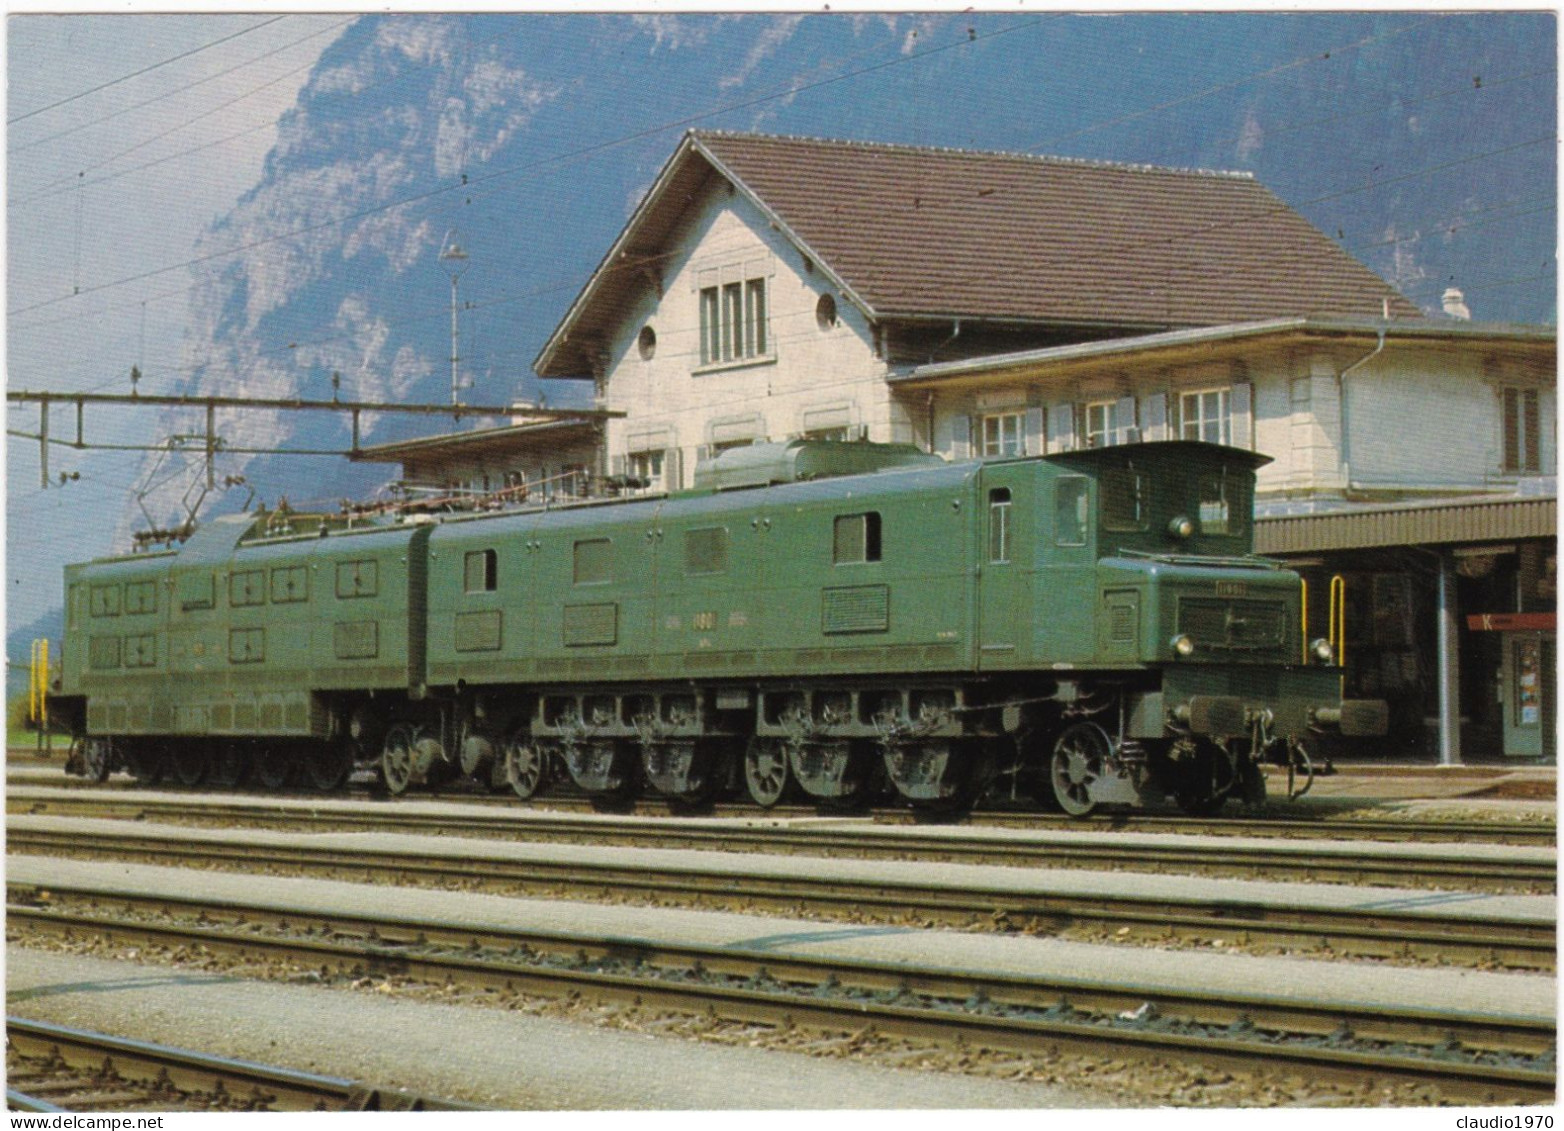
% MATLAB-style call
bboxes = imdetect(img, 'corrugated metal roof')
[536,131,1422,378]
[1255,496,1557,554]
[349,420,597,465]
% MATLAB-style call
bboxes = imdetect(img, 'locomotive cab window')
[833,512,882,565]
[1101,467,1149,532]
[465,549,498,593]
[988,488,1012,563]
[1199,473,1234,536]
[1055,478,1089,546]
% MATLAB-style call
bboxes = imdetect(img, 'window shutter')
[950,414,971,461]
[1141,393,1168,442]
[611,454,626,477]
[1116,395,1139,444]
[665,448,683,491]
[695,445,711,469]
[1048,402,1077,452]
[1024,407,1044,456]
[1231,381,1253,449]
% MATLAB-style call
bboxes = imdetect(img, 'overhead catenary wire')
[6,14,1057,321]
[6,15,289,125]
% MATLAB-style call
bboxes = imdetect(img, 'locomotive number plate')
[1215,581,1247,597]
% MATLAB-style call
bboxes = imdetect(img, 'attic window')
[638,325,657,360]
[816,294,838,331]
[699,277,768,365]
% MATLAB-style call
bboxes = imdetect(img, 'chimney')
[1441,287,1471,321]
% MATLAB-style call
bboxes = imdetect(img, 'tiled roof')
[697,131,1422,326]
[535,131,1421,377]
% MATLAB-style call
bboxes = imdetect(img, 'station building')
[381,131,1558,763]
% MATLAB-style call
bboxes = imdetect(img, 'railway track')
[5,1016,481,1112]
[8,885,1552,1106]
[9,817,1555,970]
[8,764,1554,845]
[8,787,1555,893]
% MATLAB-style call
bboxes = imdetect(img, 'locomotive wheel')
[126,744,165,787]
[210,742,249,789]
[380,724,417,796]
[1051,722,1110,817]
[743,738,791,808]
[503,736,549,800]
[80,737,113,783]
[1172,737,1233,817]
[169,744,208,787]
[254,744,296,791]
[304,742,353,793]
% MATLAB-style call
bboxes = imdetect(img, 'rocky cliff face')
[123,11,1555,538]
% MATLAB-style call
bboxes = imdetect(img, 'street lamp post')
[439,228,470,406]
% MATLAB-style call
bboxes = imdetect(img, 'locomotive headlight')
[1170,633,1196,657]
[1310,637,1335,664]
[1167,515,1195,539]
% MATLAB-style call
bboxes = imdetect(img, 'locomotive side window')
[1102,467,1149,532]
[270,565,309,604]
[574,538,613,585]
[229,569,266,607]
[465,549,498,593]
[685,527,729,576]
[833,512,882,565]
[1055,478,1088,546]
[336,559,379,599]
[988,488,1011,563]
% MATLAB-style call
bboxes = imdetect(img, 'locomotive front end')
[1044,441,1386,815]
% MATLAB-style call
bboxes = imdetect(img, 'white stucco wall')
[601,182,891,489]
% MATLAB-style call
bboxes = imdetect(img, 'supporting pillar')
[1436,550,1463,765]
[206,402,217,490]
[39,401,49,488]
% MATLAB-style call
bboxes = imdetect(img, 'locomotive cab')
[1007,441,1385,815]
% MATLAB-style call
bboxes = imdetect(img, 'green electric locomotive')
[55,439,1384,814]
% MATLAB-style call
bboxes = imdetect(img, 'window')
[628,450,664,487]
[336,560,379,599]
[1181,389,1231,445]
[1199,474,1233,535]
[684,527,728,575]
[980,412,1023,457]
[1102,467,1149,532]
[574,538,613,585]
[1085,401,1130,448]
[802,427,850,442]
[1503,387,1542,473]
[1055,478,1089,546]
[699,276,769,365]
[988,488,1012,563]
[833,512,882,565]
[465,549,497,593]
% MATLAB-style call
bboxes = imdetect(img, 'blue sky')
[5,9,1556,641]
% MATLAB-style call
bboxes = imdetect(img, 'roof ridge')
[689,128,1255,182]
